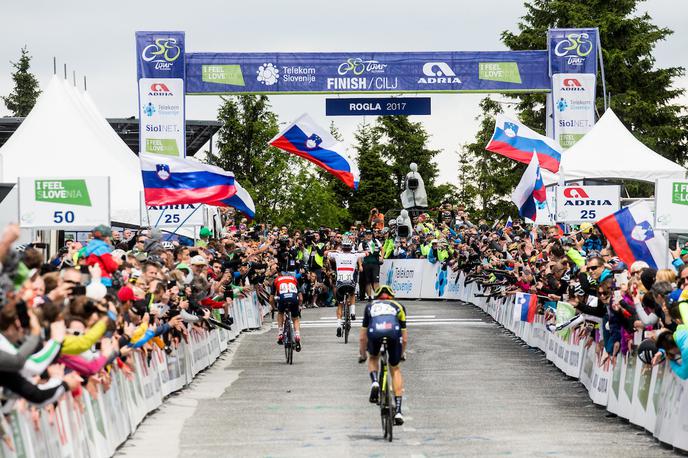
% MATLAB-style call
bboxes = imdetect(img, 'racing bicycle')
[283,310,295,365]
[342,292,352,344]
[377,337,395,442]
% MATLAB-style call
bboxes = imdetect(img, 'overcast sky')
[1,0,686,185]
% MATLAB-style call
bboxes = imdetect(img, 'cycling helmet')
[638,339,658,365]
[374,284,395,299]
[341,238,353,251]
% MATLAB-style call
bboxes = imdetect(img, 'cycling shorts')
[277,297,300,318]
[335,283,356,303]
[367,331,403,366]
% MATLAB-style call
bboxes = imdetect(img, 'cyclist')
[327,237,366,337]
[274,271,303,351]
[359,285,407,425]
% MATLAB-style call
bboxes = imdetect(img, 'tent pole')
[84,76,87,92]
[53,57,56,75]
[63,64,67,80]
[596,31,608,112]
[73,71,76,87]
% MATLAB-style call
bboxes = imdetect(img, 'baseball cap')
[580,222,593,234]
[175,262,190,272]
[637,339,658,365]
[190,255,207,266]
[199,227,212,238]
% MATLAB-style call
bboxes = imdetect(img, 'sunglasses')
[587,265,602,270]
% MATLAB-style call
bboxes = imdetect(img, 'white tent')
[0,76,143,225]
[544,109,686,185]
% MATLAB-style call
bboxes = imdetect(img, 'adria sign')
[555,185,620,223]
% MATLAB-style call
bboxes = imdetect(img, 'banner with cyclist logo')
[136,31,186,157]
[551,73,596,148]
[548,28,598,75]
[184,51,551,94]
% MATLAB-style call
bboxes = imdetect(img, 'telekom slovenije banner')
[136,31,186,157]
[184,51,551,94]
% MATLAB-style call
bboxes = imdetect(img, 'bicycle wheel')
[380,363,388,436]
[284,316,291,364]
[288,320,295,365]
[385,368,394,442]
[344,298,351,344]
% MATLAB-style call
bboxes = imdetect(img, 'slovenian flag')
[269,114,360,189]
[596,201,668,269]
[511,153,547,222]
[211,180,256,219]
[505,216,513,228]
[515,292,538,323]
[140,153,236,206]
[486,114,563,173]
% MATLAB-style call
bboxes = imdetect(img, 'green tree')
[349,123,397,223]
[206,95,295,223]
[2,47,41,117]
[461,98,523,219]
[502,0,687,164]
[373,116,443,204]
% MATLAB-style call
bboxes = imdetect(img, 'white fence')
[456,272,688,453]
[0,293,269,458]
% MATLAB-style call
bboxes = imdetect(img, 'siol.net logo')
[418,62,461,84]
[35,180,91,206]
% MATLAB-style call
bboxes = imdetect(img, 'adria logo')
[148,83,173,97]
[561,78,585,91]
[150,83,170,92]
[418,62,461,84]
[563,187,589,198]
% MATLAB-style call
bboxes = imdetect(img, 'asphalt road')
[118,300,677,457]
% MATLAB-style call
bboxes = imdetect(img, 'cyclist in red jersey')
[274,272,303,351]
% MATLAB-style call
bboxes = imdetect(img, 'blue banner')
[136,32,186,157]
[326,97,431,116]
[184,51,550,94]
[548,28,598,75]
[136,31,186,79]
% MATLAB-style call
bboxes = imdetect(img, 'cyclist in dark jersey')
[359,284,408,425]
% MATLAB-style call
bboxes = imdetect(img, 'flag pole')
[166,205,201,240]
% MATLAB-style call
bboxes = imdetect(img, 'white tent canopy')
[543,109,686,185]
[0,76,143,225]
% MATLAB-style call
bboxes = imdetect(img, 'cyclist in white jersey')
[327,238,366,337]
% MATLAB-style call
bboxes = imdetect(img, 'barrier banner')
[419,262,463,299]
[136,31,186,157]
[380,259,425,298]
[185,51,550,94]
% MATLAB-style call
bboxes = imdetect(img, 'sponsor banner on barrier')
[18,176,110,229]
[548,28,598,75]
[555,185,620,223]
[380,259,424,298]
[185,51,550,94]
[419,262,463,299]
[136,31,186,158]
[654,178,688,231]
[551,73,596,148]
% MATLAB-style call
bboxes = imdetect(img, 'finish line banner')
[185,51,550,94]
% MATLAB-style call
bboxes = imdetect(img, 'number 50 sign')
[18,177,110,229]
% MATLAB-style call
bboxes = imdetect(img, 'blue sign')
[326,97,431,116]
[136,31,186,79]
[548,28,598,75]
[184,51,550,94]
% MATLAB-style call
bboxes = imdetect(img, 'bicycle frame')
[378,338,395,441]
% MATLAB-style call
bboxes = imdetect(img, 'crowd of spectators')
[0,200,686,449]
